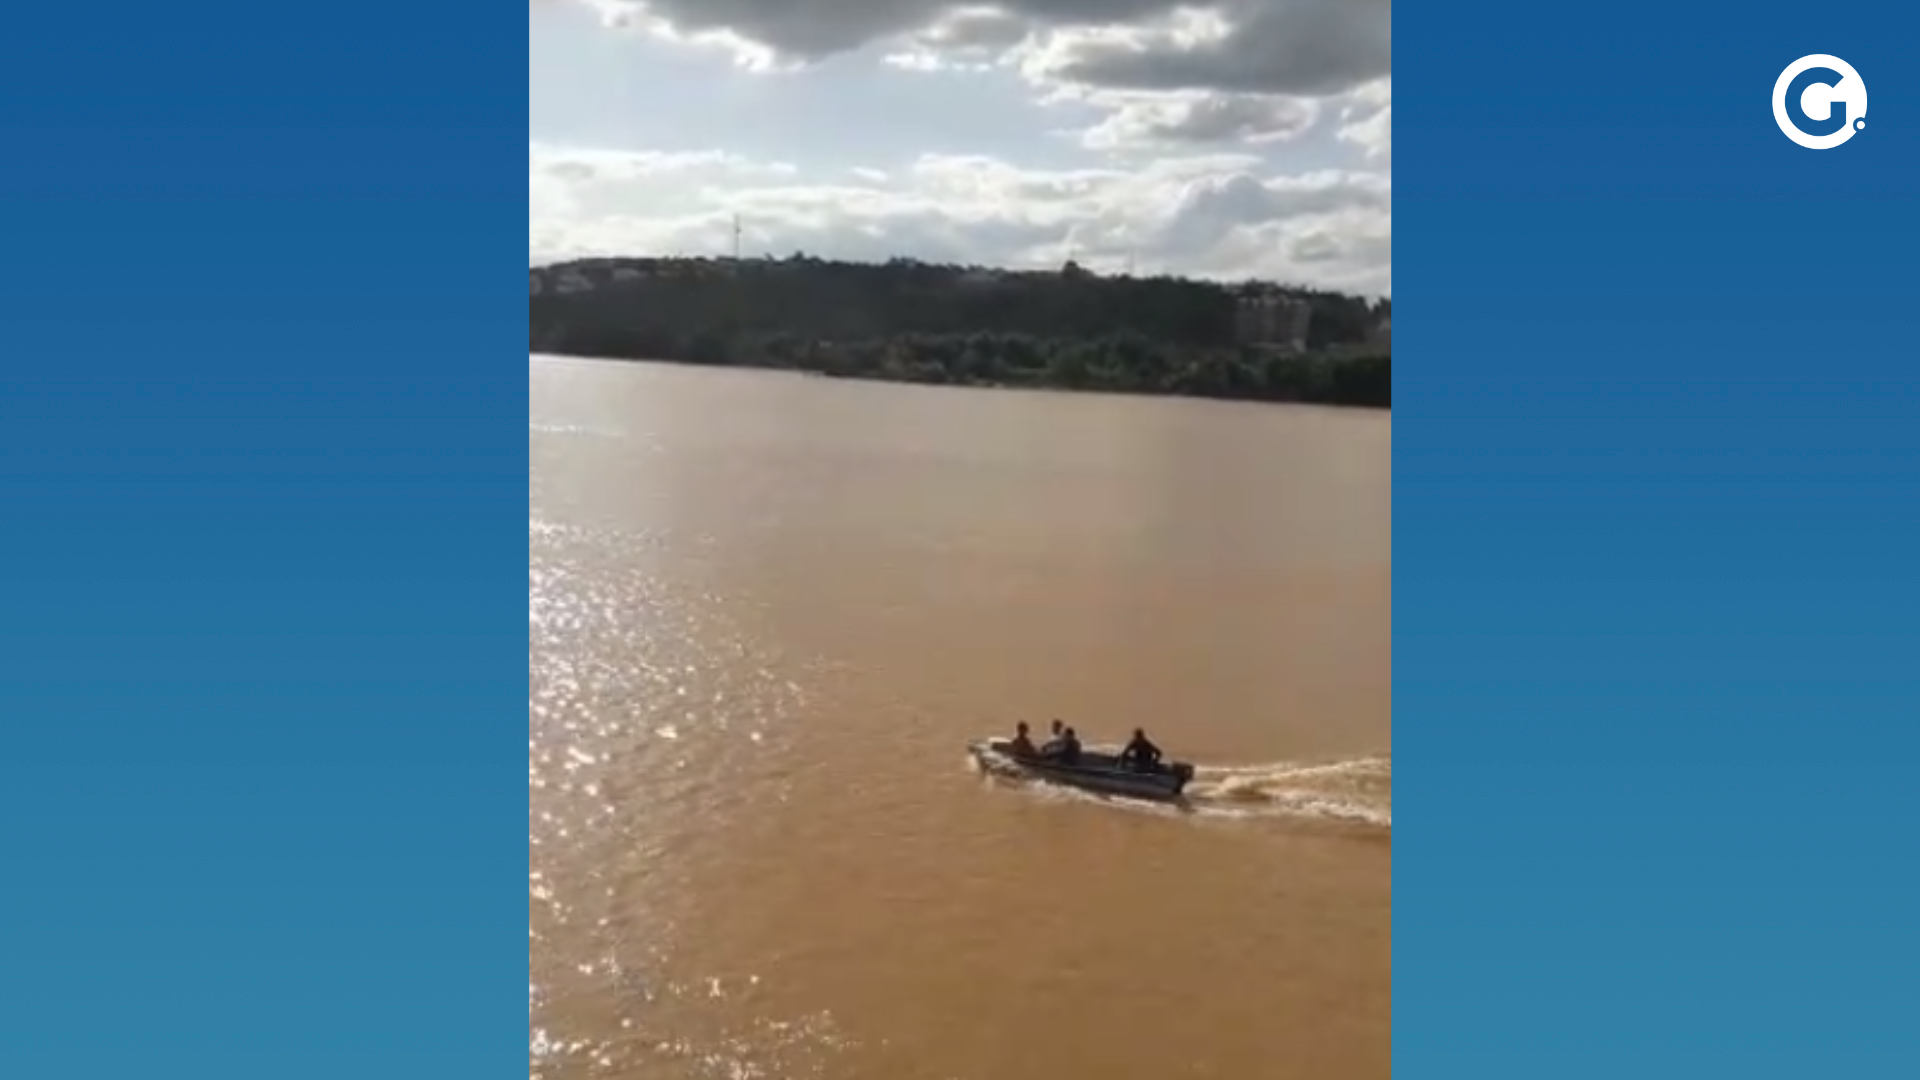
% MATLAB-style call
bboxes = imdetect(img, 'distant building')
[1235,292,1311,351]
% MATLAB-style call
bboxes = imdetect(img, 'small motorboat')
[968,738,1197,802]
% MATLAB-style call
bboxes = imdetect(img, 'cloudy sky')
[530,0,1390,296]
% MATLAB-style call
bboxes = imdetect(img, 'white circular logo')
[1773,55,1867,149]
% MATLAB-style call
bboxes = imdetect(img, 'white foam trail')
[529,421,621,438]
[1184,754,1391,827]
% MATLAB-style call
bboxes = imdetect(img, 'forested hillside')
[530,255,1391,408]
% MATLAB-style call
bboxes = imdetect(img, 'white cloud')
[1336,76,1391,159]
[1077,90,1318,150]
[883,4,1034,70]
[530,141,1390,296]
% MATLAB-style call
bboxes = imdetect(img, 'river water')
[530,357,1391,1080]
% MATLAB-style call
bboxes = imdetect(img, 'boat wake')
[970,744,1390,831]
[1182,755,1391,829]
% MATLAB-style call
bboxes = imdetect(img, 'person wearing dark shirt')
[1005,721,1037,757]
[1039,719,1067,758]
[1055,726,1083,765]
[1120,728,1162,772]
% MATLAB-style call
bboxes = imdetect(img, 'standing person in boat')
[1005,721,1037,757]
[1120,728,1163,772]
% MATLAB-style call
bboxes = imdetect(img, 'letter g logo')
[1774,55,1867,149]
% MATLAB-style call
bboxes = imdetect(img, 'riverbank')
[530,331,1389,410]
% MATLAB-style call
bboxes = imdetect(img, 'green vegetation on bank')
[529,254,1390,409]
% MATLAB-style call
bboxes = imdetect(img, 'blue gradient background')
[0,1,522,1074]
[1,0,1915,1075]
[1398,7,1920,1078]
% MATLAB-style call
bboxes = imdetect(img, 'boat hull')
[968,739,1195,801]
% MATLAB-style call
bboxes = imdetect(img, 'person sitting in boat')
[1038,720,1066,757]
[1005,721,1037,758]
[1045,726,1083,765]
[1120,728,1163,772]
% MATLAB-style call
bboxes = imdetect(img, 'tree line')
[529,254,1390,409]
